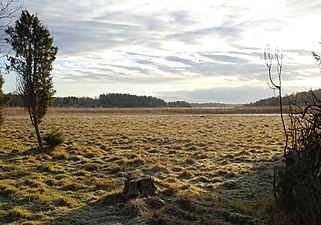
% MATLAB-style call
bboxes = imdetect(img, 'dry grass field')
[0,108,285,224]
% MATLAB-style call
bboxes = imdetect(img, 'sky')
[2,0,321,103]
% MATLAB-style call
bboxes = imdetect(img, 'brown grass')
[3,105,287,117]
[0,109,285,224]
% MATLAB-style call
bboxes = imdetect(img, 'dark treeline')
[5,93,191,108]
[98,93,167,108]
[246,88,321,106]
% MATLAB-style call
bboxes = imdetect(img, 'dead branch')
[264,45,288,158]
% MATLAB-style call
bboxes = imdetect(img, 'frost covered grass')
[0,108,284,224]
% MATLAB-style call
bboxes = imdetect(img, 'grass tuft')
[7,206,32,220]
[123,198,150,218]
[43,129,65,148]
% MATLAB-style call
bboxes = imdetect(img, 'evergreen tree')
[6,10,58,147]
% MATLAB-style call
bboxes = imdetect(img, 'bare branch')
[264,45,288,158]
[312,51,321,70]
[0,0,21,57]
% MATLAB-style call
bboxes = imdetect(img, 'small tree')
[6,10,58,147]
[264,45,288,158]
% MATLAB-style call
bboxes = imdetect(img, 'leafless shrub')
[267,46,321,225]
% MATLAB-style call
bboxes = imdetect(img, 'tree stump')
[123,176,157,199]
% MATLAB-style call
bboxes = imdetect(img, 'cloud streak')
[3,0,321,103]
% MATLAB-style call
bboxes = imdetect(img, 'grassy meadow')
[0,108,285,224]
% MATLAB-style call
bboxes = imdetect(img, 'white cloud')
[2,0,321,103]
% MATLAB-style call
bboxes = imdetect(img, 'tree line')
[5,93,192,108]
[246,88,321,106]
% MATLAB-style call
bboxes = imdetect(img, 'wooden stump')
[123,176,157,199]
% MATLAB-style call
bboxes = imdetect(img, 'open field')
[0,109,285,224]
[3,106,286,117]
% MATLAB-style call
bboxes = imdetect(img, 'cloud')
[155,86,274,104]
[2,0,320,103]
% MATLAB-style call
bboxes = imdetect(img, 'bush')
[266,48,321,224]
[275,158,321,225]
[43,130,65,148]
[273,97,321,225]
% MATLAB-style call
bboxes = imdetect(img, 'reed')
[3,106,288,117]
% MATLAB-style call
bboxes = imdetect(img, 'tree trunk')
[33,115,43,148]
[123,176,157,199]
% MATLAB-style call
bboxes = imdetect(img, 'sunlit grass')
[0,109,285,224]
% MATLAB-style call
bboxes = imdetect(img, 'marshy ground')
[0,108,284,224]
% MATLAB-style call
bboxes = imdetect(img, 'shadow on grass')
[23,146,54,155]
[51,157,283,225]
[51,192,132,225]
[52,191,208,225]
[0,144,283,225]
[0,146,54,160]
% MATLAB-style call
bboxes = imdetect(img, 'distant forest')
[247,88,321,106]
[10,89,321,108]
[5,93,191,108]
